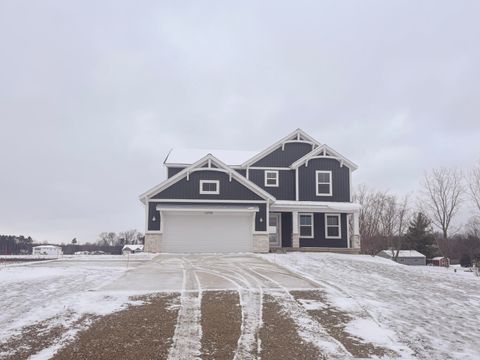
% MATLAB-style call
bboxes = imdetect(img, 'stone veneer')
[292,233,300,248]
[144,233,162,253]
[253,234,269,253]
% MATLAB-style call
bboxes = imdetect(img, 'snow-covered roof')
[432,256,447,260]
[33,245,61,249]
[380,250,426,258]
[271,200,361,213]
[165,148,258,167]
[122,245,144,251]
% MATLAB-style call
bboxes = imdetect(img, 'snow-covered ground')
[0,254,155,348]
[261,253,480,360]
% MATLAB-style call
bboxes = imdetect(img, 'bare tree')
[420,168,464,239]
[118,229,143,245]
[98,232,117,246]
[354,186,410,257]
[468,162,480,214]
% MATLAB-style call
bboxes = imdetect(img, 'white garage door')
[163,211,254,253]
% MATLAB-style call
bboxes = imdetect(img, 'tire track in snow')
[190,263,263,360]
[167,258,202,360]
[246,265,352,359]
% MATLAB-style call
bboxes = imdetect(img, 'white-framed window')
[199,180,219,194]
[325,214,341,239]
[299,213,314,238]
[264,170,279,187]
[316,170,332,196]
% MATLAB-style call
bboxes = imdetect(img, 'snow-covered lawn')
[0,254,155,358]
[261,253,480,360]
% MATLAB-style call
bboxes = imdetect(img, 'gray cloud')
[1,1,479,243]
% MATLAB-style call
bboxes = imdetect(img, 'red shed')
[428,257,450,267]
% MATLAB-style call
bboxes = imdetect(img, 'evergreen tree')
[406,212,438,258]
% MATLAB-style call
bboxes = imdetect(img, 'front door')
[268,213,281,248]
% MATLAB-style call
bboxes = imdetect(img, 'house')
[427,256,450,267]
[377,250,426,266]
[32,245,63,256]
[139,129,361,253]
[122,244,144,254]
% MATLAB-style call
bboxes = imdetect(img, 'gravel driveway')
[1,254,398,359]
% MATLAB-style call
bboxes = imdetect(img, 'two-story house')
[139,129,360,253]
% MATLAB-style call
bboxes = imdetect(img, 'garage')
[161,208,256,253]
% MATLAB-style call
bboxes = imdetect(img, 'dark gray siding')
[147,201,266,232]
[248,169,295,200]
[298,158,350,202]
[281,212,292,247]
[235,169,247,177]
[299,213,348,247]
[153,170,263,201]
[252,142,313,167]
[167,167,185,178]
[148,202,161,231]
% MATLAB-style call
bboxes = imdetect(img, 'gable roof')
[379,250,426,258]
[165,148,257,167]
[139,154,276,203]
[290,144,358,171]
[241,128,321,167]
[122,244,144,251]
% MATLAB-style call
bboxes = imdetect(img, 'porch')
[268,201,360,252]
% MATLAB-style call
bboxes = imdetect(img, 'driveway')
[103,253,318,292]
[1,254,399,359]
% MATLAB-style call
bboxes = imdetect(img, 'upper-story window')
[199,180,219,194]
[264,170,279,187]
[316,170,332,196]
[325,214,341,239]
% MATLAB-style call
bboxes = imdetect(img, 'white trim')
[139,154,276,203]
[264,170,279,187]
[290,144,358,171]
[165,162,243,169]
[241,129,321,167]
[325,213,342,239]
[148,199,267,204]
[347,214,351,248]
[299,213,314,238]
[270,200,361,213]
[159,210,164,232]
[199,180,220,195]
[295,168,299,201]
[249,166,291,170]
[157,205,259,213]
[316,170,333,196]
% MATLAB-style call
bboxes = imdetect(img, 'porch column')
[292,210,300,248]
[352,210,360,249]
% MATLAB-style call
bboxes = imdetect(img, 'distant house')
[377,250,426,266]
[32,245,63,257]
[122,245,144,255]
[428,256,450,267]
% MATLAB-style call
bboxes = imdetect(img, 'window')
[316,171,332,196]
[265,170,279,187]
[199,180,219,194]
[325,214,341,239]
[299,213,314,238]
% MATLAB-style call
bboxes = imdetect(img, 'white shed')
[377,250,426,266]
[122,244,144,254]
[32,245,63,257]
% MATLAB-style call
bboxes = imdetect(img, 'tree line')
[0,235,33,255]
[356,163,480,264]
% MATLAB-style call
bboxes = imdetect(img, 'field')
[0,253,479,359]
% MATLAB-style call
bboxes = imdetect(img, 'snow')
[378,250,426,258]
[0,255,154,347]
[261,252,480,360]
[166,148,257,166]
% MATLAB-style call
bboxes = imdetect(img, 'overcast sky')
[1,1,479,244]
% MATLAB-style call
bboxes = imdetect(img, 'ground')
[0,253,479,359]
